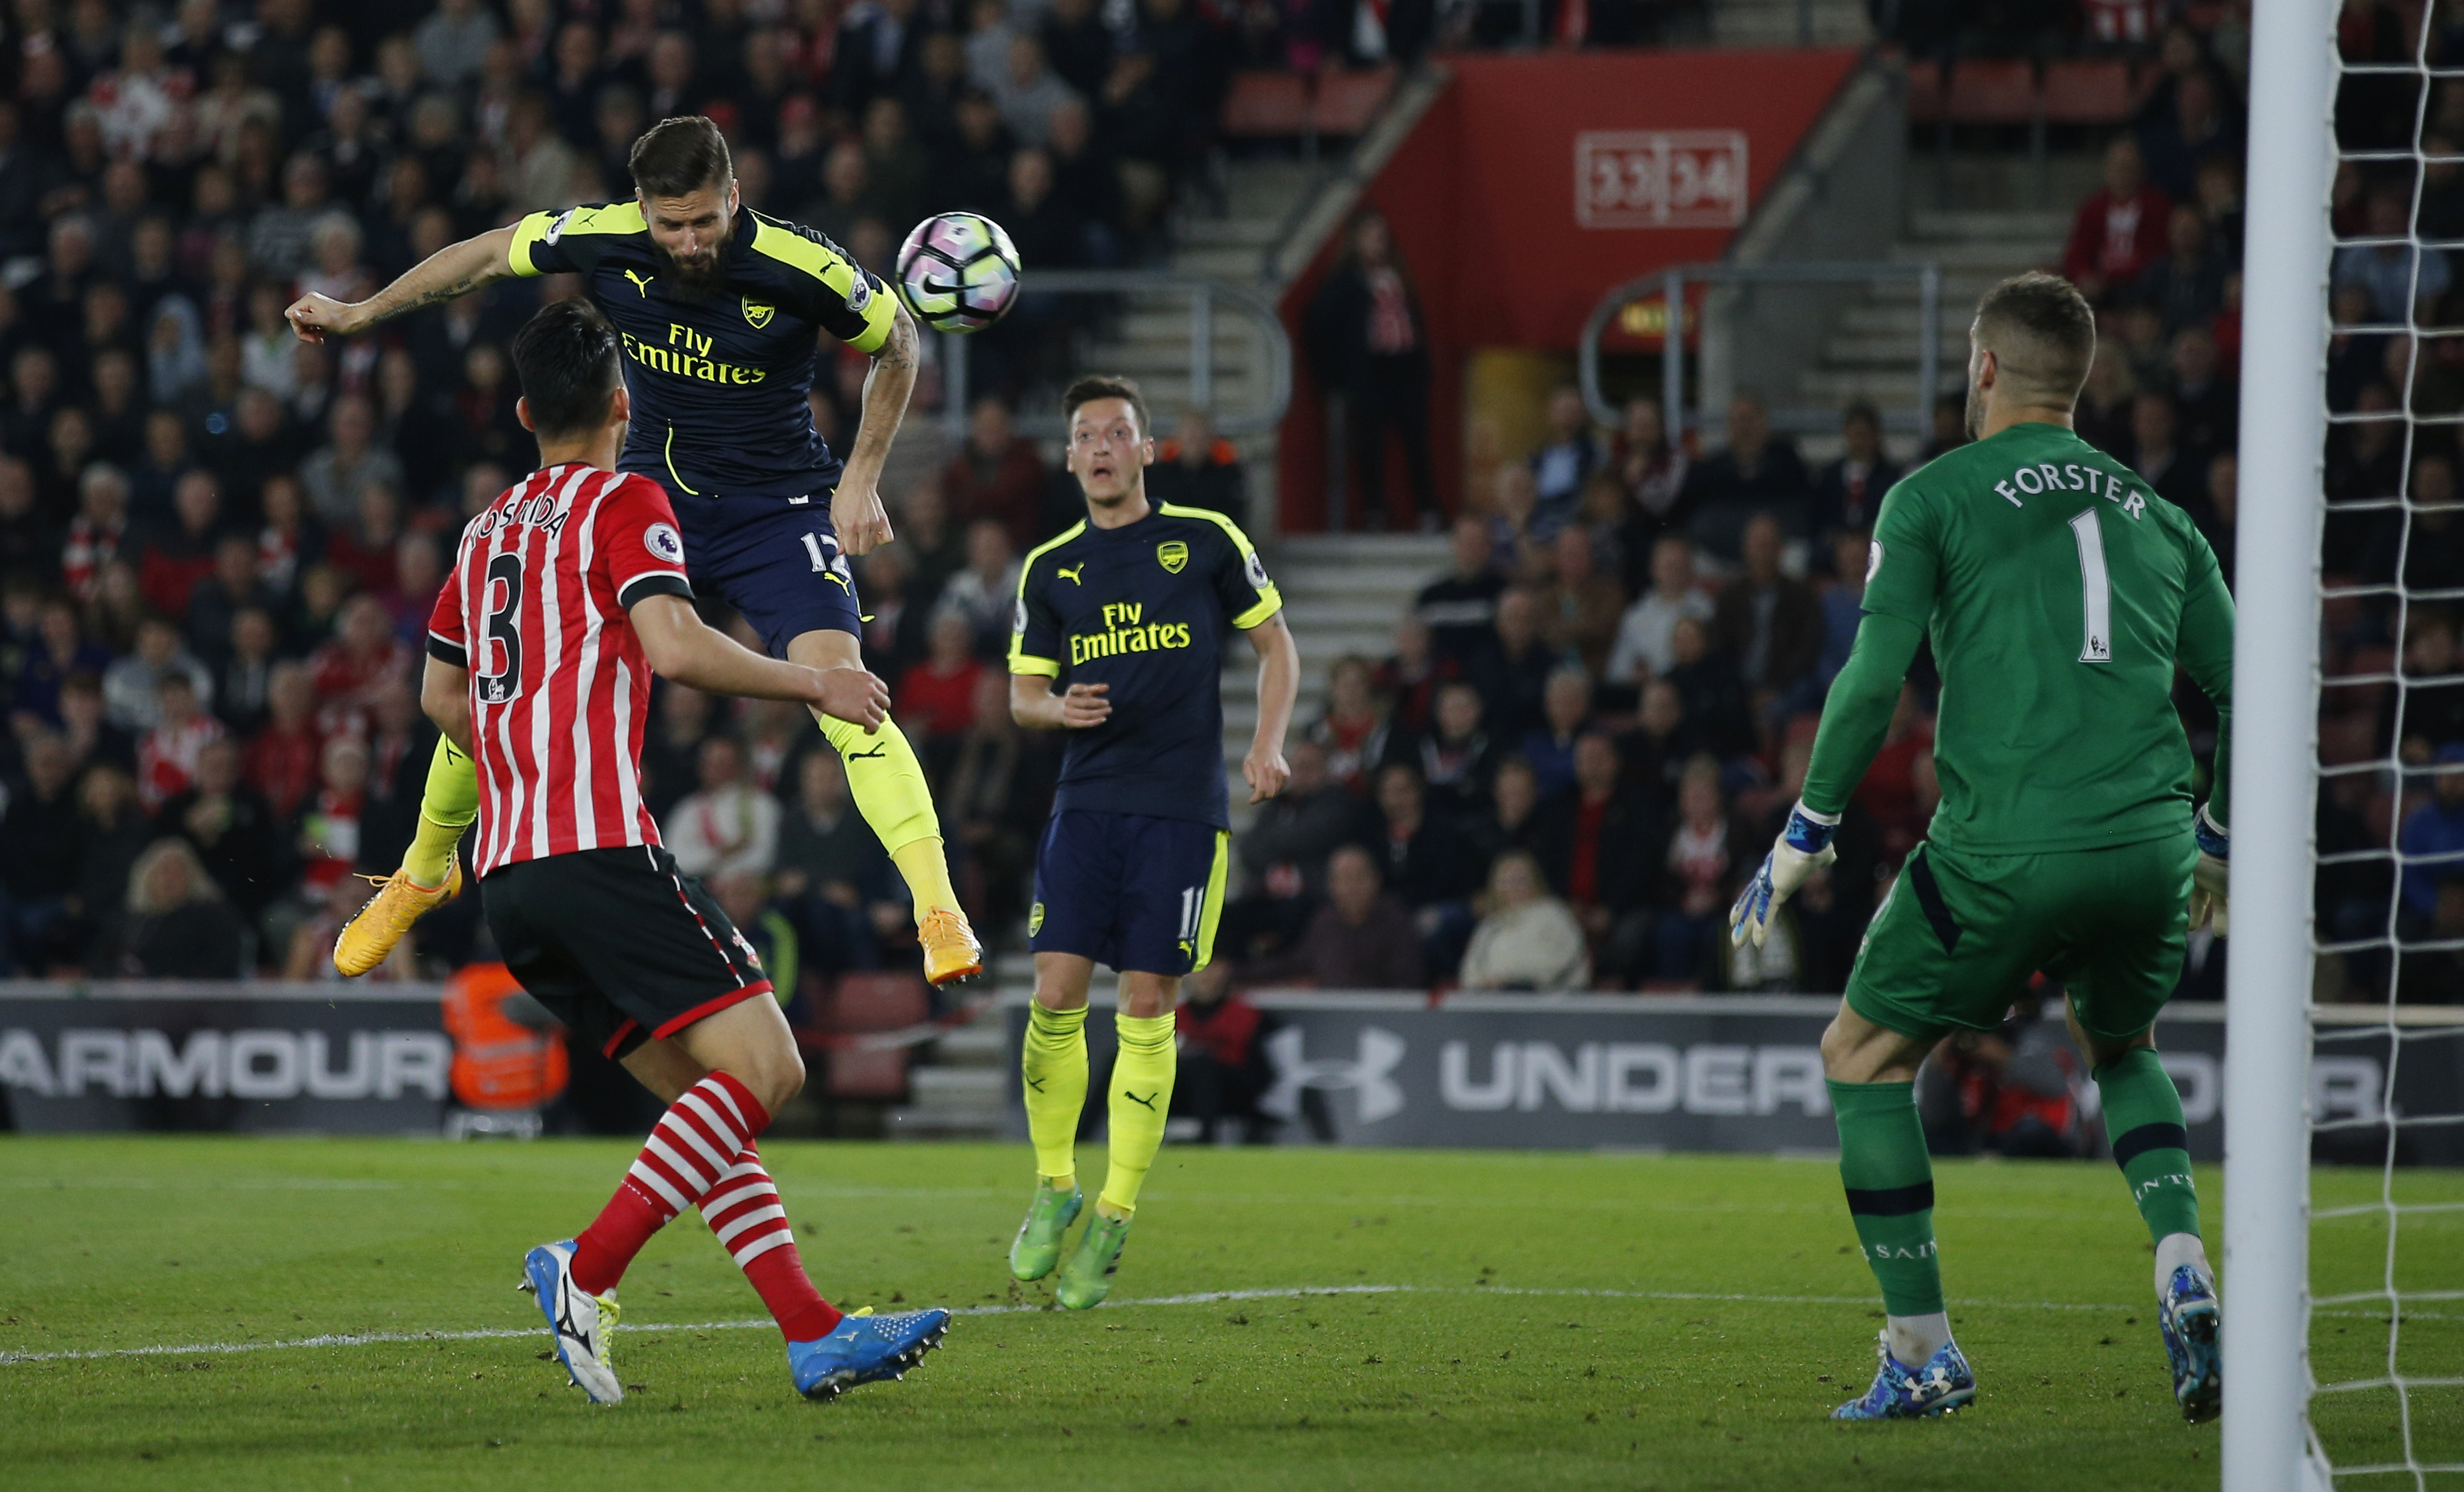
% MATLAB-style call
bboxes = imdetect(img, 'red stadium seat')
[825,972,930,1034]
[1313,66,1397,136]
[1222,71,1311,138]
[827,1046,911,1100]
[1941,59,2039,125]
[2041,59,2136,125]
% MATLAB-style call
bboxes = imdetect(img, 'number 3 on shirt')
[2068,508,2112,664]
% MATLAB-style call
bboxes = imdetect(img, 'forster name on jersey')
[1987,457,2150,518]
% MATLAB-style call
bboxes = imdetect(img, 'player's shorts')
[1845,828,2198,1044]
[653,480,861,657]
[1029,809,1230,977]
[480,843,774,1062]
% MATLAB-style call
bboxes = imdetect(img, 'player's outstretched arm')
[1242,613,1299,803]
[420,657,475,755]
[630,593,888,727]
[287,224,520,343]
[1730,610,1925,948]
[831,302,920,557]
[1009,673,1109,730]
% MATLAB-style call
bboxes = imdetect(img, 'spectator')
[1709,511,1824,700]
[1240,843,1427,990]
[2398,746,2464,929]
[309,594,413,732]
[1395,678,1504,825]
[2065,137,2172,306]
[1519,666,1594,799]
[899,611,986,742]
[1146,409,1246,526]
[2137,204,2228,338]
[62,461,131,603]
[1170,962,1276,1142]
[1653,757,1739,984]
[2336,188,2450,327]
[1818,529,1873,686]
[667,735,781,881]
[136,672,225,813]
[1606,535,1716,686]
[1371,762,1486,937]
[2129,393,2210,519]
[246,661,324,820]
[0,735,85,972]
[641,683,716,823]
[103,616,215,734]
[943,671,1058,927]
[941,397,1045,551]
[1458,850,1590,992]
[1611,395,1689,569]
[2170,325,2238,461]
[1374,615,1444,737]
[1306,655,1393,792]
[1465,587,1553,744]
[300,395,408,527]
[1418,518,1507,665]
[1535,731,1659,986]
[2137,68,2238,204]
[418,0,504,89]
[16,599,114,726]
[106,839,246,979]
[2381,610,2464,767]
[1809,402,1902,560]
[158,735,283,916]
[1307,210,1437,530]
[1539,527,1623,676]
[932,519,1022,658]
[1663,615,1756,762]
[1677,391,1810,563]
[1238,738,1372,895]
[139,471,227,619]
[1529,385,1604,530]
[59,671,137,778]
[991,34,1078,148]
[776,748,899,918]
[294,734,371,899]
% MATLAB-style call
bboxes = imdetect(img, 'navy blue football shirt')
[506,201,896,499]
[1009,504,1282,829]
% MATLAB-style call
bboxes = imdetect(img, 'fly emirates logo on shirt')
[618,322,771,387]
[1069,600,1195,667]
[1989,457,2149,518]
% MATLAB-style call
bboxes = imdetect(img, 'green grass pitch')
[1,1138,2456,1491]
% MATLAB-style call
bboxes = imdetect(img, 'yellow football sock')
[1099,1011,1178,1216]
[1022,1002,1088,1183]
[402,737,478,887]
[812,711,957,917]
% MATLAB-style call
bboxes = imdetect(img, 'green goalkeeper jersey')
[1814,420,2236,855]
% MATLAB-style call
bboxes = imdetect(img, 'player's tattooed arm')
[1241,613,1299,803]
[832,302,919,557]
[286,225,519,343]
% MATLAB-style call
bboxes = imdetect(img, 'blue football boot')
[789,1306,953,1402]
[519,1240,622,1405]
[2159,1265,2222,1424]
[1832,1332,1976,1420]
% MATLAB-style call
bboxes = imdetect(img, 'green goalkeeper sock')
[1021,1002,1088,1185]
[2095,1048,2202,1246]
[1830,1079,1946,1321]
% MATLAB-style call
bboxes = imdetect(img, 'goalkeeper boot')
[788,1306,952,1402]
[519,1240,622,1405]
[2158,1264,2222,1425]
[1009,1177,1083,1282]
[334,863,463,977]
[1055,1208,1132,1311]
[1832,1332,1975,1420]
[919,906,984,986]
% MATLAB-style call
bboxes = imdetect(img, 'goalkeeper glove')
[2188,804,2229,937]
[1729,801,1840,949]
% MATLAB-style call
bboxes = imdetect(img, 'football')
[894,211,1022,334]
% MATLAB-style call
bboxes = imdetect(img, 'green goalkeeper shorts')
[1844,827,2199,1044]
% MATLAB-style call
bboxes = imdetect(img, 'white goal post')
[2225,1,2335,1489]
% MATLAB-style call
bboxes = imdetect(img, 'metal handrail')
[937,270,1293,439]
[1578,259,1944,446]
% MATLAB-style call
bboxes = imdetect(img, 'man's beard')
[651,228,732,299]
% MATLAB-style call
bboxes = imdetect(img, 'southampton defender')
[427,299,948,1403]
[1005,376,1299,1307]
[291,116,981,987]
[1731,273,2233,1423]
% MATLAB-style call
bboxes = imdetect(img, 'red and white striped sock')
[571,1072,769,1297]
[698,1142,844,1343]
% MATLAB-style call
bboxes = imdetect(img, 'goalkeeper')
[1729,272,2233,1425]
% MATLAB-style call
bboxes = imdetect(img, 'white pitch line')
[2,1283,2444,1367]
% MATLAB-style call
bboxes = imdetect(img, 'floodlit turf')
[1,1139,2456,1491]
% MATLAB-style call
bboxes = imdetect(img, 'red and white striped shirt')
[427,464,694,876]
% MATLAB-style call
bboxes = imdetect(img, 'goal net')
[2230,2,2464,1488]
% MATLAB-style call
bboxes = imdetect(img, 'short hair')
[509,299,623,440]
[1974,271,2097,405]
[1062,374,1149,437]
[629,115,732,199]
